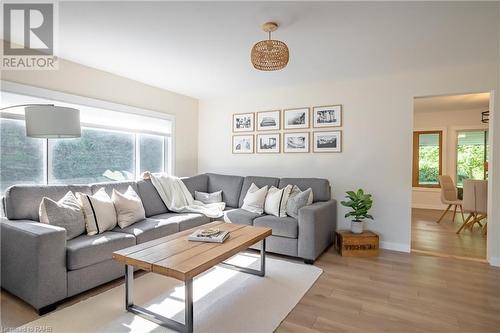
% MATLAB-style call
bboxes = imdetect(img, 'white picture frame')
[283,107,310,130]
[257,110,281,131]
[283,132,310,153]
[313,105,342,128]
[232,134,254,154]
[313,131,342,153]
[233,112,254,132]
[256,133,280,153]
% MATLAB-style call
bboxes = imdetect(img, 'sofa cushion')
[181,174,209,196]
[66,231,136,270]
[136,179,168,217]
[89,181,138,197]
[4,184,91,221]
[224,208,261,226]
[238,176,280,207]
[253,215,298,239]
[114,217,179,244]
[149,212,211,232]
[206,173,244,208]
[278,178,331,202]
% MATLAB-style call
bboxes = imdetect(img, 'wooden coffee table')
[113,221,271,333]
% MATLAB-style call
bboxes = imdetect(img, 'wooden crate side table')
[334,230,379,257]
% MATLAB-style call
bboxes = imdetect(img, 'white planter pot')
[351,220,364,234]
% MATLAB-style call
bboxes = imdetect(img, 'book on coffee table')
[188,228,230,243]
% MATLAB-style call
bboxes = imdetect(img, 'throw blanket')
[149,173,225,218]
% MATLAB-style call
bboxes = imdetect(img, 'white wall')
[0,58,199,176]
[199,64,498,254]
[412,108,488,210]
[487,4,500,267]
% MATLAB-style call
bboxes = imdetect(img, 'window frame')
[412,130,443,188]
[455,129,489,187]
[0,81,175,189]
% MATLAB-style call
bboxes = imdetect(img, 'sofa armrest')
[1,218,67,310]
[298,200,337,261]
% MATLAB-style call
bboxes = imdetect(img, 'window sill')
[412,187,441,192]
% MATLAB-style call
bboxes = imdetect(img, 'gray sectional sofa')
[0,173,336,314]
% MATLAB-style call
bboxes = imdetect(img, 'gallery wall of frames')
[232,105,342,154]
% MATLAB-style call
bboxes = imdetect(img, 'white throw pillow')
[195,190,223,204]
[112,186,146,228]
[241,183,268,214]
[264,185,293,217]
[77,188,117,235]
[39,191,86,240]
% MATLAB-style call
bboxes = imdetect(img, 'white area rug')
[22,253,322,333]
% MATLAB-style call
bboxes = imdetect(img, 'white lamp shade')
[25,105,81,138]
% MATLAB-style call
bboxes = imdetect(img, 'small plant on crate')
[340,189,374,234]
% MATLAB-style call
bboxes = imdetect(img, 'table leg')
[185,278,193,333]
[219,238,266,277]
[125,264,133,309]
[124,264,193,333]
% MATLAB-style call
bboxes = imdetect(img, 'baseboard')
[411,204,446,210]
[379,241,410,253]
[489,257,500,267]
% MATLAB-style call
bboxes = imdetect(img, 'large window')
[49,128,135,184]
[412,130,442,187]
[0,118,45,191]
[456,130,488,187]
[139,134,165,175]
[0,88,173,193]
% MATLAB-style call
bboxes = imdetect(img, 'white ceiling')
[48,1,499,99]
[414,93,490,113]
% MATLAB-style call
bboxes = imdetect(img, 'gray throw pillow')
[286,188,313,218]
[39,191,86,240]
[195,190,223,204]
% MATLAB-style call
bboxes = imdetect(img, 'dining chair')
[436,175,464,223]
[456,179,488,234]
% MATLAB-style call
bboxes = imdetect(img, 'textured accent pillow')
[286,187,313,218]
[39,191,86,240]
[77,188,117,235]
[241,183,268,214]
[112,186,146,228]
[264,185,293,217]
[289,185,313,205]
[195,190,223,204]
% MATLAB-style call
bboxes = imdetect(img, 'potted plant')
[340,189,374,234]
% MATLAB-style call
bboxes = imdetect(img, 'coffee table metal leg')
[125,264,134,308]
[185,278,193,333]
[124,264,194,333]
[219,238,266,277]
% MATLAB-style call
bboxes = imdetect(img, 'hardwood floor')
[411,208,486,261]
[278,249,500,333]
[2,231,499,332]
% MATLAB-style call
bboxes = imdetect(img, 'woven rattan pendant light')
[251,22,289,71]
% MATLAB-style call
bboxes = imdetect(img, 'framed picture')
[283,132,310,153]
[257,110,281,131]
[313,105,342,128]
[233,112,254,132]
[232,135,254,154]
[283,107,310,129]
[313,131,342,153]
[256,133,280,153]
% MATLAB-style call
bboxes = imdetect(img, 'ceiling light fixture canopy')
[251,22,289,71]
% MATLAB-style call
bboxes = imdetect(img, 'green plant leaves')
[340,188,374,221]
